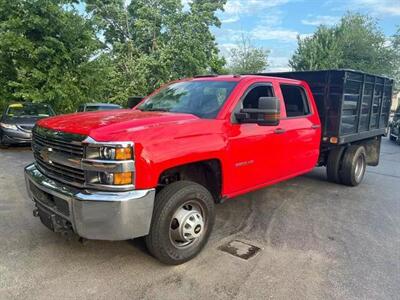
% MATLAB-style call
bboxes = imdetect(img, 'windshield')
[6,103,55,118]
[137,81,238,119]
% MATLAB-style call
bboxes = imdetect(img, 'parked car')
[0,102,55,147]
[389,106,400,143]
[25,70,393,265]
[77,103,122,112]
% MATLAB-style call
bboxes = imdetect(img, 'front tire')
[339,145,367,186]
[145,181,215,265]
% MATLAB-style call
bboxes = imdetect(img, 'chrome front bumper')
[25,163,155,241]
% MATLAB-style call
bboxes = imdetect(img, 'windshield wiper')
[143,108,170,112]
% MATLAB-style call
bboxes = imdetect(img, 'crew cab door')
[225,82,287,196]
[277,83,321,175]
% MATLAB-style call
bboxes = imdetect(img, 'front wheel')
[145,181,215,265]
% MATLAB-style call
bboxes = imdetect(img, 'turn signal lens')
[115,147,132,160]
[330,137,338,144]
[113,172,132,185]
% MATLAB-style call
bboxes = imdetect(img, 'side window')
[280,85,310,117]
[77,105,84,112]
[242,85,274,109]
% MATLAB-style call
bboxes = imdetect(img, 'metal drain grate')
[218,240,261,260]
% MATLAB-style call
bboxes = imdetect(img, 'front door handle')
[311,124,320,129]
[274,128,286,134]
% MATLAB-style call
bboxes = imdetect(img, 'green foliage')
[0,0,227,112]
[390,26,400,89]
[228,34,269,74]
[85,0,227,104]
[2,4,398,114]
[0,0,105,113]
[290,13,399,81]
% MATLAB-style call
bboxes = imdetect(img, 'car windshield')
[6,103,55,117]
[137,80,238,119]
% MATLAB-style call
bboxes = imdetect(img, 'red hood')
[37,109,200,140]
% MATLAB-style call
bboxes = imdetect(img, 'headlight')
[0,123,17,130]
[84,142,135,187]
[86,145,133,161]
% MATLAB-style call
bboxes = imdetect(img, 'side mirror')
[235,97,280,126]
[127,96,144,109]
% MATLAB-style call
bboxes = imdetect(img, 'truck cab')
[24,72,392,264]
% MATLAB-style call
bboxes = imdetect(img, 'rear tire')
[145,181,215,265]
[339,145,366,186]
[326,147,345,183]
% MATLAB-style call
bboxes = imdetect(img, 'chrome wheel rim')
[354,155,365,182]
[169,201,205,248]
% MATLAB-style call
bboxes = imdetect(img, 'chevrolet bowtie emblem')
[40,147,53,163]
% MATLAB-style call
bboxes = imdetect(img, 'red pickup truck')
[25,70,393,264]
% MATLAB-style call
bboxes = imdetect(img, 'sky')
[211,0,400,71]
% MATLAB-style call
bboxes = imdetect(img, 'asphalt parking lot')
[0,138,399,299]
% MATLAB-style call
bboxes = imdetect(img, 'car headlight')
[0,123,17,130]
[86,145,133,160]
[84,143,134,187]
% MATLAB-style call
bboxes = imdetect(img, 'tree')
[289,26,342,70]
[85,0,227,104]
[228,34,269,74]
[390,26,400,89]
[290,13,398,79]
[0,0,105,112]
[0,0,228,112]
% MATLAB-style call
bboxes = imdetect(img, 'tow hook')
[33,208,39,217]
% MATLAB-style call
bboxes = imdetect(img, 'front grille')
[32,126,86,188]
[33,130,84,156]
[34,152,85,185]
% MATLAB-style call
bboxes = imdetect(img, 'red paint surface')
[37,75,321,199]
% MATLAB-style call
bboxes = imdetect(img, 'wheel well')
[158,160,222,202]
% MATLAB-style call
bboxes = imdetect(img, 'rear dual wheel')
[327,145,367,186]
[326,147,346,183]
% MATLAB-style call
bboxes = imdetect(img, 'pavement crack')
[366,170,400,179]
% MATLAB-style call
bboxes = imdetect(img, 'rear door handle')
[311,124,320,129]
[274,128,286,134]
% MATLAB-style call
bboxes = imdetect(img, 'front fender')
[134,133,228,189]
